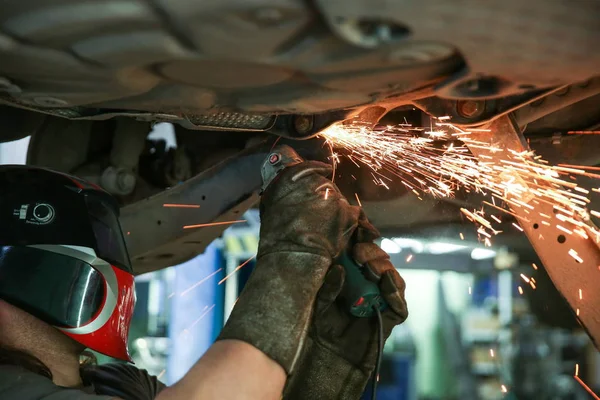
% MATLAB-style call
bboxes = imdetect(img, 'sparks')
[355,192,362,206]
[530,281,537,290]
[532,263,538,270]
[180,269,224,296]
[520,274,530,283]
[218,255,256,285]
[518,286,523,295]
[490,349,495,358]
[490,215,502,223]
[183,220,246,229]
[574,376,600,400]
[579,288,583,300]
[406,254,413,263]
[575,363,580,377]
[501,385,508,393]
[324,187,330,200]
[512,223,524,232]
[468,286,472,295]
[163,203,201,208]
[569,249,584,263]
[557,225,573,235]
[188,304,216,329]
[319,120,600,276]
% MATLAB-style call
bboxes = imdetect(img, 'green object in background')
[337,250,387,318]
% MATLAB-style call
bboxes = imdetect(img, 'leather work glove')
[218,160,362,374]
[283,220,408,400]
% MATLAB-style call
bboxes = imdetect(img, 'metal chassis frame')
[467,115,600,347]
[120,143,268,275]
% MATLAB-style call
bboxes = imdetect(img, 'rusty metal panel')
[467,115,600,347]
[120,144,266,275]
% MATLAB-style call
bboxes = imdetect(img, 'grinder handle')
[337,250,388,318]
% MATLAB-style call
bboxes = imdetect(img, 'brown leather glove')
[283,220,408,400]
[218,161,362,374]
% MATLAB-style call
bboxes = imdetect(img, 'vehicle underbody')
[1,0,600,340]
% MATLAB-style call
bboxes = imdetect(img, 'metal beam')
[120,139,328,275]
[120,143,268,275]
[467,115,600,348]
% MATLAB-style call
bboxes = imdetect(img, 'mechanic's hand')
[258,160,361,260]
[218,161,362,375]
[283,219,408,400]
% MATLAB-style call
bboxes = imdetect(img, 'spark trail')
[320,120,600,246]
[321,119,599,398]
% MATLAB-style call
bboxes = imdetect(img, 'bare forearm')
[156,340,286,400]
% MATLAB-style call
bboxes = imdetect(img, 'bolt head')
[293,116,314,135]
[456,100,484,118]
[117,171,136,193]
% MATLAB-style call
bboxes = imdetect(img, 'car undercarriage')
[2,0,600,346]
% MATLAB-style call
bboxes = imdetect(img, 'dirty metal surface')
[467,115,600,347]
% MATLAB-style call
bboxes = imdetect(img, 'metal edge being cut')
[467,114,600,348]
[119,143,270,275]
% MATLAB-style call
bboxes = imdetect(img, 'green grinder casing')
[337,250,387,318]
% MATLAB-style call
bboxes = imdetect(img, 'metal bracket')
[120,143,269,275]
[466,115,600,348]
[120,139,329,275]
